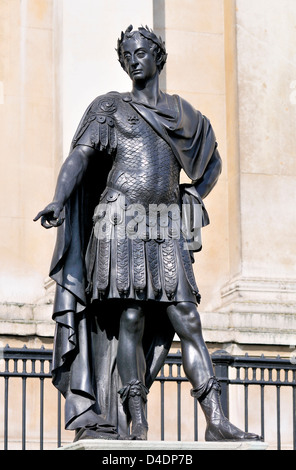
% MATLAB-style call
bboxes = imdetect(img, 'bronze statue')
[34,25,260,442]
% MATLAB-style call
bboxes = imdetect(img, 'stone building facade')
[0,0,295,448]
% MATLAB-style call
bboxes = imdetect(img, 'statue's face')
[121,37,158,83]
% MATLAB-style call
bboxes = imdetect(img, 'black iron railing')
[0,346,56,450]
[0,346,295,450]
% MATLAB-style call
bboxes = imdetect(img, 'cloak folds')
[49,91,221,436]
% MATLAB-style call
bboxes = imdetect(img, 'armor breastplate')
[82,95,200,305]
[106,99,181,207]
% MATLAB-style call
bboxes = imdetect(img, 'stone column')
[0,0,56,340]
[219,0,296,349]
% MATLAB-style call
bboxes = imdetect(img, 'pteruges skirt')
[85,192,200,305]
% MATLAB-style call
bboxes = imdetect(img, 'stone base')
[58,439,268,451]
[201,276,296,347]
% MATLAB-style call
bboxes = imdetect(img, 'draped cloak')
[49,91,221,436]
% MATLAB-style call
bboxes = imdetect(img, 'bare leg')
[166,302,214,389]
[117,303,146,385]
[166,302,261,441]
[117,302,148,440]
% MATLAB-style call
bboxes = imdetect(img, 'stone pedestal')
[58,439,268,451]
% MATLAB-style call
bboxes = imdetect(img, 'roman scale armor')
[75,93,200,305]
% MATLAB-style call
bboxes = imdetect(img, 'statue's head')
[117,25,167,74]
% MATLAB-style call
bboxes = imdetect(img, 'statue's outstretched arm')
[34,144,95,229]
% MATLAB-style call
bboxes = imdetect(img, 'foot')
[129,422,148,440]
[205,416,261,442]
[198,384,261,442]
[74,425,119,441]
[123,382,149,440]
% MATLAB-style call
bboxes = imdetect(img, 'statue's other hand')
[33,202,64,229]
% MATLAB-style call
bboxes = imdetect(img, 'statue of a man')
[34,25,260,442]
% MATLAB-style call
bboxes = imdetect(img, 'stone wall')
[212,0,296,352]
[0,0,56,345]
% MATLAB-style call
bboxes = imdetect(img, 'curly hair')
[117,25,167,73]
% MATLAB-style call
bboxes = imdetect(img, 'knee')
[169,302,202,338]
[120,306,144,335]
[181,303,202,333]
